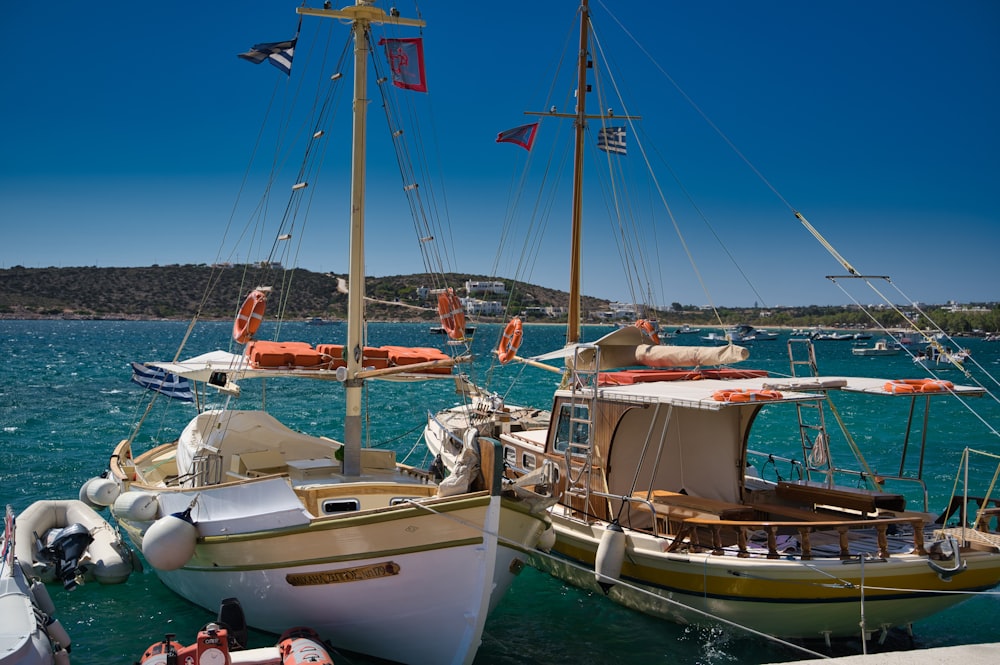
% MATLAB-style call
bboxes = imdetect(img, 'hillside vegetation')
[0,265,605,322]
[1,265,997,333]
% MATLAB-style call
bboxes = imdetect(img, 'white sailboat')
[439,0,1000,646]
[101,4,554,664]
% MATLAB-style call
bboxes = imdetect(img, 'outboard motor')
[217,597,249,651]
[37,523,94,590]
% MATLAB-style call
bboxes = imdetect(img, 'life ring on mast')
[712,388,782,403]
[437,288,466,340]
[497,317,523,364]
[233,290,267,344]
[635,319,660,345]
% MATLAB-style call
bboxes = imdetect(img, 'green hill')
[0,265,606,322]
[2,265,996,333]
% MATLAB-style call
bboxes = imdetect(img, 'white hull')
[155,536,516,663]
[116,485,544,665]
[110,412,551,665]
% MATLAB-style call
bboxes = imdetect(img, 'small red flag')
[496,123,539,151]
[379,37,427,92]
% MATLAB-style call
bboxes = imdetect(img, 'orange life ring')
[635,319,660,345]
[883,378,955,394]
[437,288,466,341]
[712,388,782,403]
[233,289,267,344]
[497,317,523,364]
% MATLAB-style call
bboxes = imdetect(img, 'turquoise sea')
[3,319,999,664]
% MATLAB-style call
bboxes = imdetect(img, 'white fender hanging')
[43,616,73,653]
[29,578,57,616]
[78,476,102,508]
[142,507,197,571]
[113,491,159,522]
[594,520,626,595]
[85,477,120,507]
[537,524,556,552]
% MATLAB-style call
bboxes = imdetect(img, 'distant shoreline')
[0,314,965,336]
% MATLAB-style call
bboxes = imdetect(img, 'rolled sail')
[577,343,749,371]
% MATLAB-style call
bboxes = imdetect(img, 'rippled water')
[2,320,998,663]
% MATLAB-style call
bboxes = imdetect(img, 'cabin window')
[321,498,361,514]
[521,453,536,471]
[504,446,516,466]
[554,403,590,455]
[389,497,421,507]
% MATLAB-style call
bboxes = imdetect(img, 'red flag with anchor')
[379,37,428,92]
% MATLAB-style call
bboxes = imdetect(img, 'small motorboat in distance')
[852,338,901,356]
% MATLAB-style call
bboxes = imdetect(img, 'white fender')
[114,491,159,522]
[30,579,57,616]
[85,477,120,507]
[594,521,626,595]
[44,616,73,652]
[142,510,197,571]
[79,476,102,508]
[537,525,556,552]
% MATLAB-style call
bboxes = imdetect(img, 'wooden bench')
[750,502,830,522]
[634,490,755,522]
[775,480,906,514]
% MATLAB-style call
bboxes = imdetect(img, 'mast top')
[297,2,425,29]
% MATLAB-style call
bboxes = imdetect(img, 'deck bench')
[633,490,755,523]
[775,480,905,514]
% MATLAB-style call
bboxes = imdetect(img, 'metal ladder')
[562,344,600,514]
[787,339,834,483]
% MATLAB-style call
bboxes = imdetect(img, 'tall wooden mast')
[525,0,636,346]
[298,1,424,476]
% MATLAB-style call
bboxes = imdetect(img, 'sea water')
[2,320,998,664]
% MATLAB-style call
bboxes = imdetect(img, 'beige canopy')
[533,326,749,371]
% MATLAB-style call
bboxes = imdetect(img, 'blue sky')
[2,1,997,307]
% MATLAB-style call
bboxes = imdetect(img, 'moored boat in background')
[851,338,901,356]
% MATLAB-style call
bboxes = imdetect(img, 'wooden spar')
[356,356,468,380]
[297,2,424,476]
[511,355,564,374]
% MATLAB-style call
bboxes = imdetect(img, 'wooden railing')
[666,516,927,560]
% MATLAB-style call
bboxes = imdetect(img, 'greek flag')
[597,126,627,155]
[238,38,296,76]
[131,363,194,402]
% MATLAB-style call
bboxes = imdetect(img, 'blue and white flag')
[238,38,296,76]
[131,362,194,402]
[597,126,627,155]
